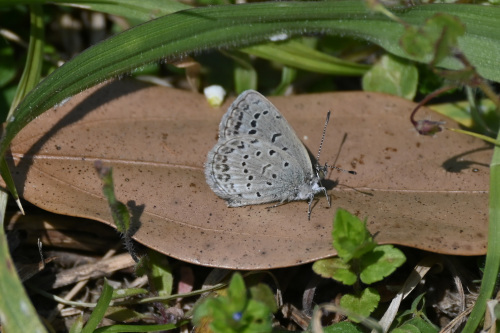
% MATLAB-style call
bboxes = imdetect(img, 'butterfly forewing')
[218,91,313,173]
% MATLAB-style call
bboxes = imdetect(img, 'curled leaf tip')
[414,119,445,136]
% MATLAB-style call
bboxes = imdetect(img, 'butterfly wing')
[205,90,319,207]
[218,90,313,173]
[205,137,313,206]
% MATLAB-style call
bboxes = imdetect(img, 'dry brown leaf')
[3,80,491,269]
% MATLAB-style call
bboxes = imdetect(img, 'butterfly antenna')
[328,164,357,175]
[316,111,331,164]
[316,111,357,175]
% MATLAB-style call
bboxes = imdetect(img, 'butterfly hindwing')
[205,137,312,206]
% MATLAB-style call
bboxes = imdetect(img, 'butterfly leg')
[267,200,287,210]
[307,194,314,220]
[321,186,331,208]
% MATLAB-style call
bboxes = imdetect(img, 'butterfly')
[205,90,354,219]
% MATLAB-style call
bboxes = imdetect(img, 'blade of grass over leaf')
[462,129,500,331]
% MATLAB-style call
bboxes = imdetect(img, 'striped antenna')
[316,111,356,175]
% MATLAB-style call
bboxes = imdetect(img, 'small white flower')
[204,85,226,107]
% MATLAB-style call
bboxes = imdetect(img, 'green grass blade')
[3,4,45,208]
[272,66,297,95]
[0,0,191,23]
[0,190,47,333]
[60,0,191,21]
[82,279,114,333]
[462,128,500,331]
[0,0,189,12]
[243,40,369,76]
[8,4,44,116]
[446,128,500,146]
[93,321,189,333]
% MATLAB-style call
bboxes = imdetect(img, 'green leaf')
[396,317,438,333]
[391,323,420,333]
[323,321,364,333]
[400,26,434,63]
[362,54,418,99]
[249,283,277,313]
[192,273,274,333]
[359,245,406,284]
[396,293,439,332]
[192,297,218,327]
[312,258,357,286]
[147,249,173,298]
[339,287,380,323]
[241,299,273,333]
[400,13,465,65]
[228,273,248,314]
[333,209,376,262]
[397,293,426,321]
[428,14,465,64]
[82,279,114,333]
